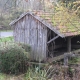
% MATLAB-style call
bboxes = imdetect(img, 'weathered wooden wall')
[13,14,47,61]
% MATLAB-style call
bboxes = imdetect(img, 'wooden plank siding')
[14,14,47,61]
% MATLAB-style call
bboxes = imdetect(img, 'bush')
[19,43,31,53]
[0,43,30,74]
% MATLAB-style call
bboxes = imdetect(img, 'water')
[0,31,13,38]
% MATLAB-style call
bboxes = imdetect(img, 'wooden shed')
[10,11,80,61]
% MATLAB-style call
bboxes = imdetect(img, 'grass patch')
[0,30,13,32]
[0,73,6,80]
[0,37,13,42]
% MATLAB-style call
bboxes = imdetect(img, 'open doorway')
[47,28,80,58]
[47,28,67,58]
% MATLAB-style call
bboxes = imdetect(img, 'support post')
[67,37,71,52]
[64,53,68,66]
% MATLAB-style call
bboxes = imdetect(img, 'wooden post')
[67,37,71,52]
[64,53,68,66]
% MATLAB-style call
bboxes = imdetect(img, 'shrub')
[0,43,30,74]
[19,43,31,53]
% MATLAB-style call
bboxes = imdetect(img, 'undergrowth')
[0,42,30,74]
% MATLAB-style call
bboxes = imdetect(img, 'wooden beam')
[48,49,80,64]
[67,37,71,52]
[47,35,59,44]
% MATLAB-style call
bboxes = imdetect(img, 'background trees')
[0,0,79,30]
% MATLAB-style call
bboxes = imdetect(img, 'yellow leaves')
[72,1,80,17]
[36,5,80,34]
[55,6,63,11]
[54,6,79,26]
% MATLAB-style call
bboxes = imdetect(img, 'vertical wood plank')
[25,14,29,44]
[13,14,47,61]
[43,25,47,60]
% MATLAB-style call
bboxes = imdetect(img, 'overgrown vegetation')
[24,62,80,80]
[25,67,47,80]
[1,39,79,79]
[0,42,30,74]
